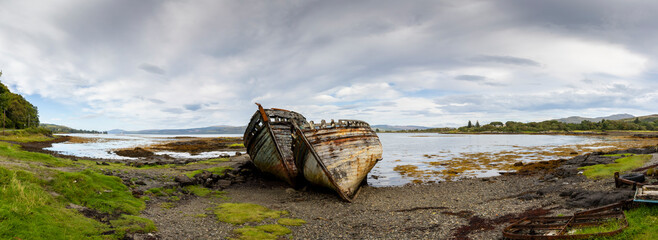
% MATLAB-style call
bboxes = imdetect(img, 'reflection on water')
[46,133,243,160]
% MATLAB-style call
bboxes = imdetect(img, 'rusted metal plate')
[503,201,630,239]
[243,103,307,186]
[294,120,383,201]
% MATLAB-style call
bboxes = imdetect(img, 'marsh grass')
[579,154,652,179]
[49,169,146,215]
[0,142,73,167]
[0,167,110,239]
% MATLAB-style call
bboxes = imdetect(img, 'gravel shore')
[137,148,658,240]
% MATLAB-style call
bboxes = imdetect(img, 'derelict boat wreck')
[293,119,383,202]
[243,103,307,187]
[243,104,383,201]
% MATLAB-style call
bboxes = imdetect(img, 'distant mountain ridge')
[371,125,430,131]
[554,114,635,124]
[107,125,246,135]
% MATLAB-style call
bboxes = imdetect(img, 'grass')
[570,219,621,235]
[49,169,146,215]
[185,166,232,178]
[602,153,635,157]
[587,205,658,240]
[233,224,291,240]
[0,167,110,239]
[110,214,157,237]
[278,218,306,226]
[579,154,652,179]
[0,142,74,167]
[0,127,54,142]
[213,203,288,224]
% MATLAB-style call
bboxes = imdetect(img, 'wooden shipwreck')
[243,104,383,201]
[293,119,383,202]
[243,104,307,186]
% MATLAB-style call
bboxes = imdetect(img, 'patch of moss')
[233,224,291,240]
[110,214,157,237]
[145,187,166,196]
[277,218,306,226]
[160,202,174,209]
[49,169,145,215]
[185,185,225,198]
[168,196,180,201]
[185,166,232,178]
[214,203,288,224]
[579,154,652,179]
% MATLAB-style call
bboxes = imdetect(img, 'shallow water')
[47,133,618,186]
[46,133,243,160]
[367,133,614,186]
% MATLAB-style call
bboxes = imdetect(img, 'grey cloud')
[470,55,540,67]
[184,104,202,111]
[455,75,486,81]
[139,64,166,75]
[149,98,165,104]
[162,108,183,114]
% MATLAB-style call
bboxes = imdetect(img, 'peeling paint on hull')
[294,120,383,201]
[243,104,307,186]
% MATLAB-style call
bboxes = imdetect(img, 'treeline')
[457,119,658,132]
[0,72,40,129]
[40,124,107,134]
[396,118,658,133]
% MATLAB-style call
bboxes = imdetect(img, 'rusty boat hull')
[294,120,383,201]
[243,104,307,186]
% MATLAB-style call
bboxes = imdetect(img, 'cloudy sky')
[1,0,657,131]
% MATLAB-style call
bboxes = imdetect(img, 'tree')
[475,121,480,128]
[490,121,503,127]
[634,117,640,124]
[467,120,472,128]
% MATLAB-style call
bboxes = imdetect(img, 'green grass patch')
[185,185,225,198]
[110,214,157,237]
[579,154,652,179]
[277,218,306,226]
[49,169,145,215]
[570,219,621,235]
[587,205,658,240]
[0,142,74,167]
[0,167,110,239]
[168,195,180,201]
[0,128,54,142]
[214,203,288,224]
[233,224,291,240]
[185,166,232,178]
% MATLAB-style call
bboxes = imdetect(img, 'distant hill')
[108,125,246,135]
[371,125,430,131]
[41,123,106,134]
[554,114,634,124]
[619,114,658,123]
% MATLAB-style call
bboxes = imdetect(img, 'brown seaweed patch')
[146,137,244,154]
[114,147,154,158]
